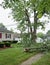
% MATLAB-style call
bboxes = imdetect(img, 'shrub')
[11,41,18,44]
[5,42,11,47]
[0,42,5,48]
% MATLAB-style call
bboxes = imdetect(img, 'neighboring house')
[36,37,43,43]
[0,27,13,42]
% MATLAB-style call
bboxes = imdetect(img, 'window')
[6,33,11,38]
[0,33,2,38]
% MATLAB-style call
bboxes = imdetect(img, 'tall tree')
[1,0,50,44]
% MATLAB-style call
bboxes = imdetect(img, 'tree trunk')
[33,9,38,43]
[25,9,33,41]
[25,8,38,43]
[25,9,32,33]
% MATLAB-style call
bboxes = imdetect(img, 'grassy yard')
[0,43,36,65]
[32,52,50,65]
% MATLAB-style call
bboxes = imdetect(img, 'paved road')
[20,53,43,65]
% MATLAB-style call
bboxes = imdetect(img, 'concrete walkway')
[20,53,43,65]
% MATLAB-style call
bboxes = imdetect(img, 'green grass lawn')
[32,52,50,65]
[0,44,36,65]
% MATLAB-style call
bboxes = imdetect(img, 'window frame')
[5,33,11,39]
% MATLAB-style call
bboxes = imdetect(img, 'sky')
[0,0,19,32]
[0,0,50,34]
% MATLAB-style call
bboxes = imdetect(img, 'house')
[0,27,14,42]
[36,37,43,43]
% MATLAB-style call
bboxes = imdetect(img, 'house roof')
[0,27,13,33]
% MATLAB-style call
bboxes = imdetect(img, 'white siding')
[0,32,14,41]
[0,32,2,42]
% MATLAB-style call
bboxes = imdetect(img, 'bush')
[3,40,18,44]
[47,44,50,51]
[0,41,11,48]
[0,44,4,48]
[0,42,5,48]
[5,42,11,47]
[11,41,18,44]
[3,41,12,43]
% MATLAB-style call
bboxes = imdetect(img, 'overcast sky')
[0,0,50,33]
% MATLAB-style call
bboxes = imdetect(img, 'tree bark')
[25,8,38,43]
[25,9,33,41]
[25,9,32,33]
[33,9,38,43]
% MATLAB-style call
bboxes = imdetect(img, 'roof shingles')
[0,27,13,33]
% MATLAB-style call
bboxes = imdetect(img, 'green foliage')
[2,0,50,24]
[45,30,50,41]
[37,21,45,29]
[21,33,32,48]
[1,0,50,48]
[37,32,44,39]
[47,30,50,35]
[0,42,4,44]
